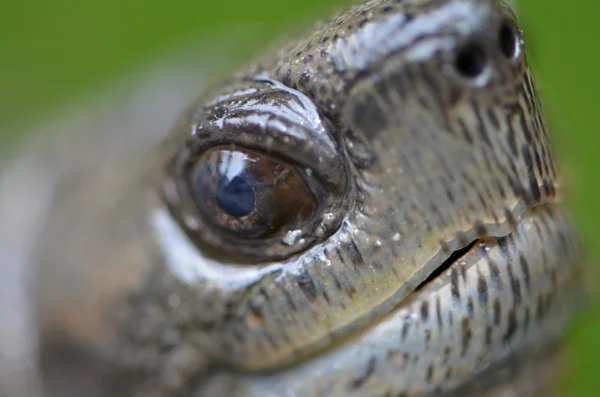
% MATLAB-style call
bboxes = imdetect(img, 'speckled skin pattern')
[23,0,585,397]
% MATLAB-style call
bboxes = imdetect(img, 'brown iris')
[190,146,319,240]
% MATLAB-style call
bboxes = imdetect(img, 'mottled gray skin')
[5,0,586,397]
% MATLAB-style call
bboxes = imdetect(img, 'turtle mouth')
[415,239,481,291]
[196,204,585,397]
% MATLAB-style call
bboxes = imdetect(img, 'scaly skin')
[0,0,586,396]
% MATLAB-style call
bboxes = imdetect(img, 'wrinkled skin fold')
[0,0,586,397]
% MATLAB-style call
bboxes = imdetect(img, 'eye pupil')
[216,175,256,217]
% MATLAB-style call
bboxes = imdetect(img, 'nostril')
[499,20,518,59]
[454,42,487,79]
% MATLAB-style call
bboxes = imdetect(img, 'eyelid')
[183,77,347,191]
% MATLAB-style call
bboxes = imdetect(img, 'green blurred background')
[1,0,598,395]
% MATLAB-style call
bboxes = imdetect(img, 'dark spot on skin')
[493,299,502,326]
[283,68,292,86]
[533,147,544,176]
[444,186,455,203]
[401,315,411,340]
[503,309,518,342]
[440,239,451,255]
[345,282,357,298]
[210,105,226,120]
[450,268,461,300]
[529,175,542,202]
[510,178,527,202]
[223,300,238,322]
[476,191,489,213]
[495,179,507,200]
[349,356,377,389]
[448,86,462,107]
[507,263,522,306]
[505,208,519,229]
[386,349,400,360]
[351,93,388,137]
[543,180,555,197]
[346,239,365,268]
[497,234,512,260]
[520,109,534,144]
[321,288,331,304]
[467,297,474,318]
[303,54,313,64]
[258,286,271,303]
[277,283,298,311]
[457,118,474,144]
[443,346,452,364]
[295,271,318,301]
[485,325,493,346]
[329,266,343,291]
[472,102,492,146]
[461,317,472,356]
[477,273,488,305]
[487,108,500,129]
[474,221,487,236]
[299,72,310,87]
[426,364,435,382]
[248,300,264,319]
[487,258,502,288]
[521,145,533,170]
[420,300,430,322]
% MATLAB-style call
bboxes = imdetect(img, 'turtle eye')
[189,146,319,240]
[164,142,337,261]
[163,80,348,261]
